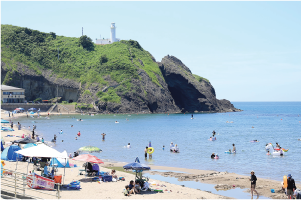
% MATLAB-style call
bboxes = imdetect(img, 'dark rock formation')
[1,61,80,102]
[158,55,240,113]
[1,55,240,113]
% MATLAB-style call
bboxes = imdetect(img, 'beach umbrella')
[29,111,35,115]
[123,158,150,180]
[1,119,9,123]
[28,108,37,111]
[72,154,104,164]
[18,108,25,110]
[23,143,37,149]
[78,146,102,153]
[15,108,20,110]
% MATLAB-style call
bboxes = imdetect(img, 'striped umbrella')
[78,146,102,153]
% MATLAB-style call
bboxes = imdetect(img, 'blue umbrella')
[123,158,150,181]
[29,111,35,115]
[28,108,37,111]
[1,119,9,123]
[23,143,37,149]
[18,108,25,110]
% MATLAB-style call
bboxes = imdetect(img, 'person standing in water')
[249,170,259,197]
[101,133,106,140]
[232,144,236,153]
[144,147,148,159]
[77,131,81,137]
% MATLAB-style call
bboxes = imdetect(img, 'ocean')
[14,102,301,183]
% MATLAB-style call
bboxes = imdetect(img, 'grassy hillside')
[1,24,163,103]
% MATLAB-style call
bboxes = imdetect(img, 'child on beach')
[249,170,259,197]
[124,185,134,196]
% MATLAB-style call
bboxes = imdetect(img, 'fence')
[1,168,61,199]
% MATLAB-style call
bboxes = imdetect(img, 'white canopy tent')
[15,143,67,158]
[15,143,69,181]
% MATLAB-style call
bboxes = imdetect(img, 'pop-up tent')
[1,145,23,161]
[50,150,70,168]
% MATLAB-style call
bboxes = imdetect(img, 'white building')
[96,23,120,45]
[1,85,25,103]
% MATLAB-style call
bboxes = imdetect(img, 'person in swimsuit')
[232,144,236,153]
[144,147,148,158]
[249,170,259,197]
[101,133,106,140]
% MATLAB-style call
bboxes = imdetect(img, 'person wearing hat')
[287,174,296,199]
[249,170,259,197]
[170,142,174,152]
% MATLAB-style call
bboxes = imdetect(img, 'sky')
[1,1,301,101]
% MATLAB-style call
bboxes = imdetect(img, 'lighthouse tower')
[110,23,116,43]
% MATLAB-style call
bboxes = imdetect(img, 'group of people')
[266,142,284,156]
[124,180,143,196]
[169,142,179,152]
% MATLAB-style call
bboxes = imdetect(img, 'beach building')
[95,23,120,45]
[1,85,25,103]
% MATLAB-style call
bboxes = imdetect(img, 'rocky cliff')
[158,55,240,113]
[1,25,240,113]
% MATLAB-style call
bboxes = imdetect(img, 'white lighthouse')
[95,23,120,45]
[110,23,116,43]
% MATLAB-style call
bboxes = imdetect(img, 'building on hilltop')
[96,23,120,45]
[1,85,25,103]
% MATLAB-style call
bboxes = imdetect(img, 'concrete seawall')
[0,103,52,112]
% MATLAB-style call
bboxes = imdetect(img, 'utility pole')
[57,48,59,103]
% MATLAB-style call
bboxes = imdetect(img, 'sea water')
[14,102,301,183]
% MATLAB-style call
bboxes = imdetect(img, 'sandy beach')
[1,111,300,199]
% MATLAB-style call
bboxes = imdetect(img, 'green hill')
[1,24,163,103]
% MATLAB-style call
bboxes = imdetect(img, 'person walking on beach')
[101,133,106,140]
[9,112,10,118]
[32,129,35,139]
[11,122,13,129]
[287,174,296,199]
[249,170,259,197]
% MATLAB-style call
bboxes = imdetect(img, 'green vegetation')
[83,90,92,96]
[33,98,42,102]
[1,24,164,103]
[96,88,121,103]
[76,103,93,110]
[193,74,209,83]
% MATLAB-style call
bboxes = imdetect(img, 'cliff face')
[1,61,80,102]
[158,55,240,113]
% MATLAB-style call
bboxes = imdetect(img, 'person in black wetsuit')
[249,170,259,197]
[287,174,296,199]
[211,153,215,159]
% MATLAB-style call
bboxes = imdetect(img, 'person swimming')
[127,143,131,148]
[211,153,215,159]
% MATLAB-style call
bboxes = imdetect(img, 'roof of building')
[1,85,24,91]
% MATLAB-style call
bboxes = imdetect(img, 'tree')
[99,54,108,64]
[79,35,94,51]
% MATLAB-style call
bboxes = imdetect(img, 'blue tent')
[1,141,4,152]
[1,119,10,123]
[23,143,37,149]
[50,157,70,168]
[1,145,23,161]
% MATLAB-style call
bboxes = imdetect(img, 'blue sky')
[1,1,301,101]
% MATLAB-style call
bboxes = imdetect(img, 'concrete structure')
[1,85,25,103]
[96,23,120,45]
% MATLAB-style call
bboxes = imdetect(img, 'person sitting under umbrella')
[129,180,140,194]
[111,169,118,179]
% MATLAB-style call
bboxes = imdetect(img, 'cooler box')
[102,175,112,182]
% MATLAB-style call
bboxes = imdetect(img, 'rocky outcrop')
[1,55,240,114]
[158,55,240,113]
[1,61,80,102]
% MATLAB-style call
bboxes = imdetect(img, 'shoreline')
[1,111,299,199]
